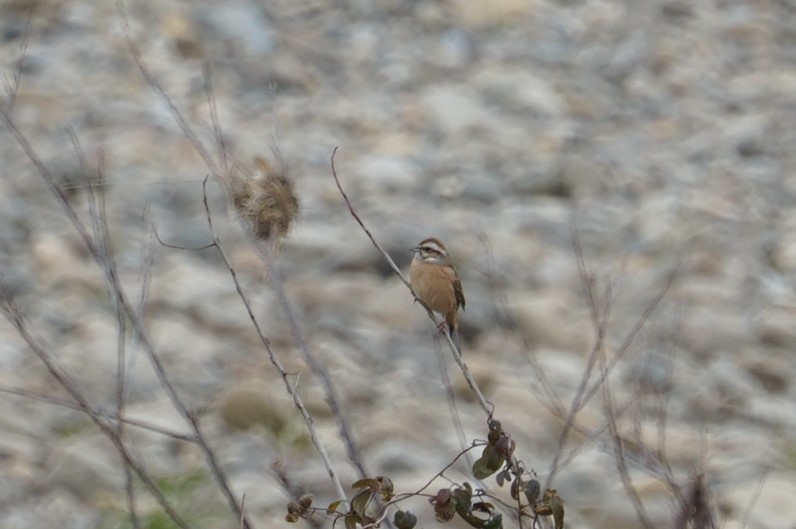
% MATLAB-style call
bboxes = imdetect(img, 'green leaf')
[472,455,493,479]
[350,488,372,517]
[524,479,541,504]
[494,435,515,458]
[431,489,456,522]
[352,478,380,491]
[453,485,474,521]
[483,513,503,529]
[473,446,502,479]
[453,483,473,507]
[344,515,358,529]
[550,496,565,529]
[378,476,395,500]
[485,444,504,472]
[394,510,418,529]
[327,500,344,514]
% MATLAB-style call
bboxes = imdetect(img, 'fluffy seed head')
[226,155,299,242]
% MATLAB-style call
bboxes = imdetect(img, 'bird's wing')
[448,266,466,311]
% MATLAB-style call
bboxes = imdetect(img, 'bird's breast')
[410,261,458,315]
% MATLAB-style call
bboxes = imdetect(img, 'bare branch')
[739,467,769,529]
[1,77,251,529]
[200,177,349,504]
[152,224,215,251]
[434,341,470,462]
[2,6,33,117]
[330,147,493,416]
[329,147,410,289]
[580,264,678,408]
[546,222,678,488]
[70,135,141,529]
[0,277,193,529]
[0,385,195,442]
[475,232,566,417]
[674,473,717,529]
[116,0,219,176]
[545,221,611,487]
[252,237,370,478]
[600,356,655,529]
[203,61,228,174]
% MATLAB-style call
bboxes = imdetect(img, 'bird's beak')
[410,246,420,253]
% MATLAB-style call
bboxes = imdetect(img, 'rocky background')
[1,0,796,528]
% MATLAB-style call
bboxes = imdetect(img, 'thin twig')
[2,6,33,117]
[474,233,566,418]
[239,493,247,529]
[203,61,228,174]
[739,466,769,529]
[553,396,636,474]
[0,385,195,441]
[434,341,470,463]
[359,443,485,528]
[600,355,655,529]
[152,226,215,251]
[329,147,409,289]
[127,206,156,408]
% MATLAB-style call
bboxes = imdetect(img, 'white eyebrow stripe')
[421,242,444,253]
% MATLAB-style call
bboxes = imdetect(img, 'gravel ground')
[1,1,796,528]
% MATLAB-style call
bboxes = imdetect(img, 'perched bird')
[409,237,466,348]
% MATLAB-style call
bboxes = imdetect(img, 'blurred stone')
[45,434,122,502]
[475,67,564,117]
[721,474,796,529]
[354,155,420,192]
[680,308,752,359]
[756,307,796,349]
[195,2,275,56]
[743,360,790,396]
[507,289,592,354]
[459,174,502,203]
[434,30,473,69]
[768,232,796,273]
[218,381,287,432]
[450,0,537,29]
[1,490,98,529]
[420,84,492,136]
[450,357,499,403]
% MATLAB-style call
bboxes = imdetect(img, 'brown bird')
[409,237,466,347]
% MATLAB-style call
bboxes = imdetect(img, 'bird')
[409,237,466,348]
